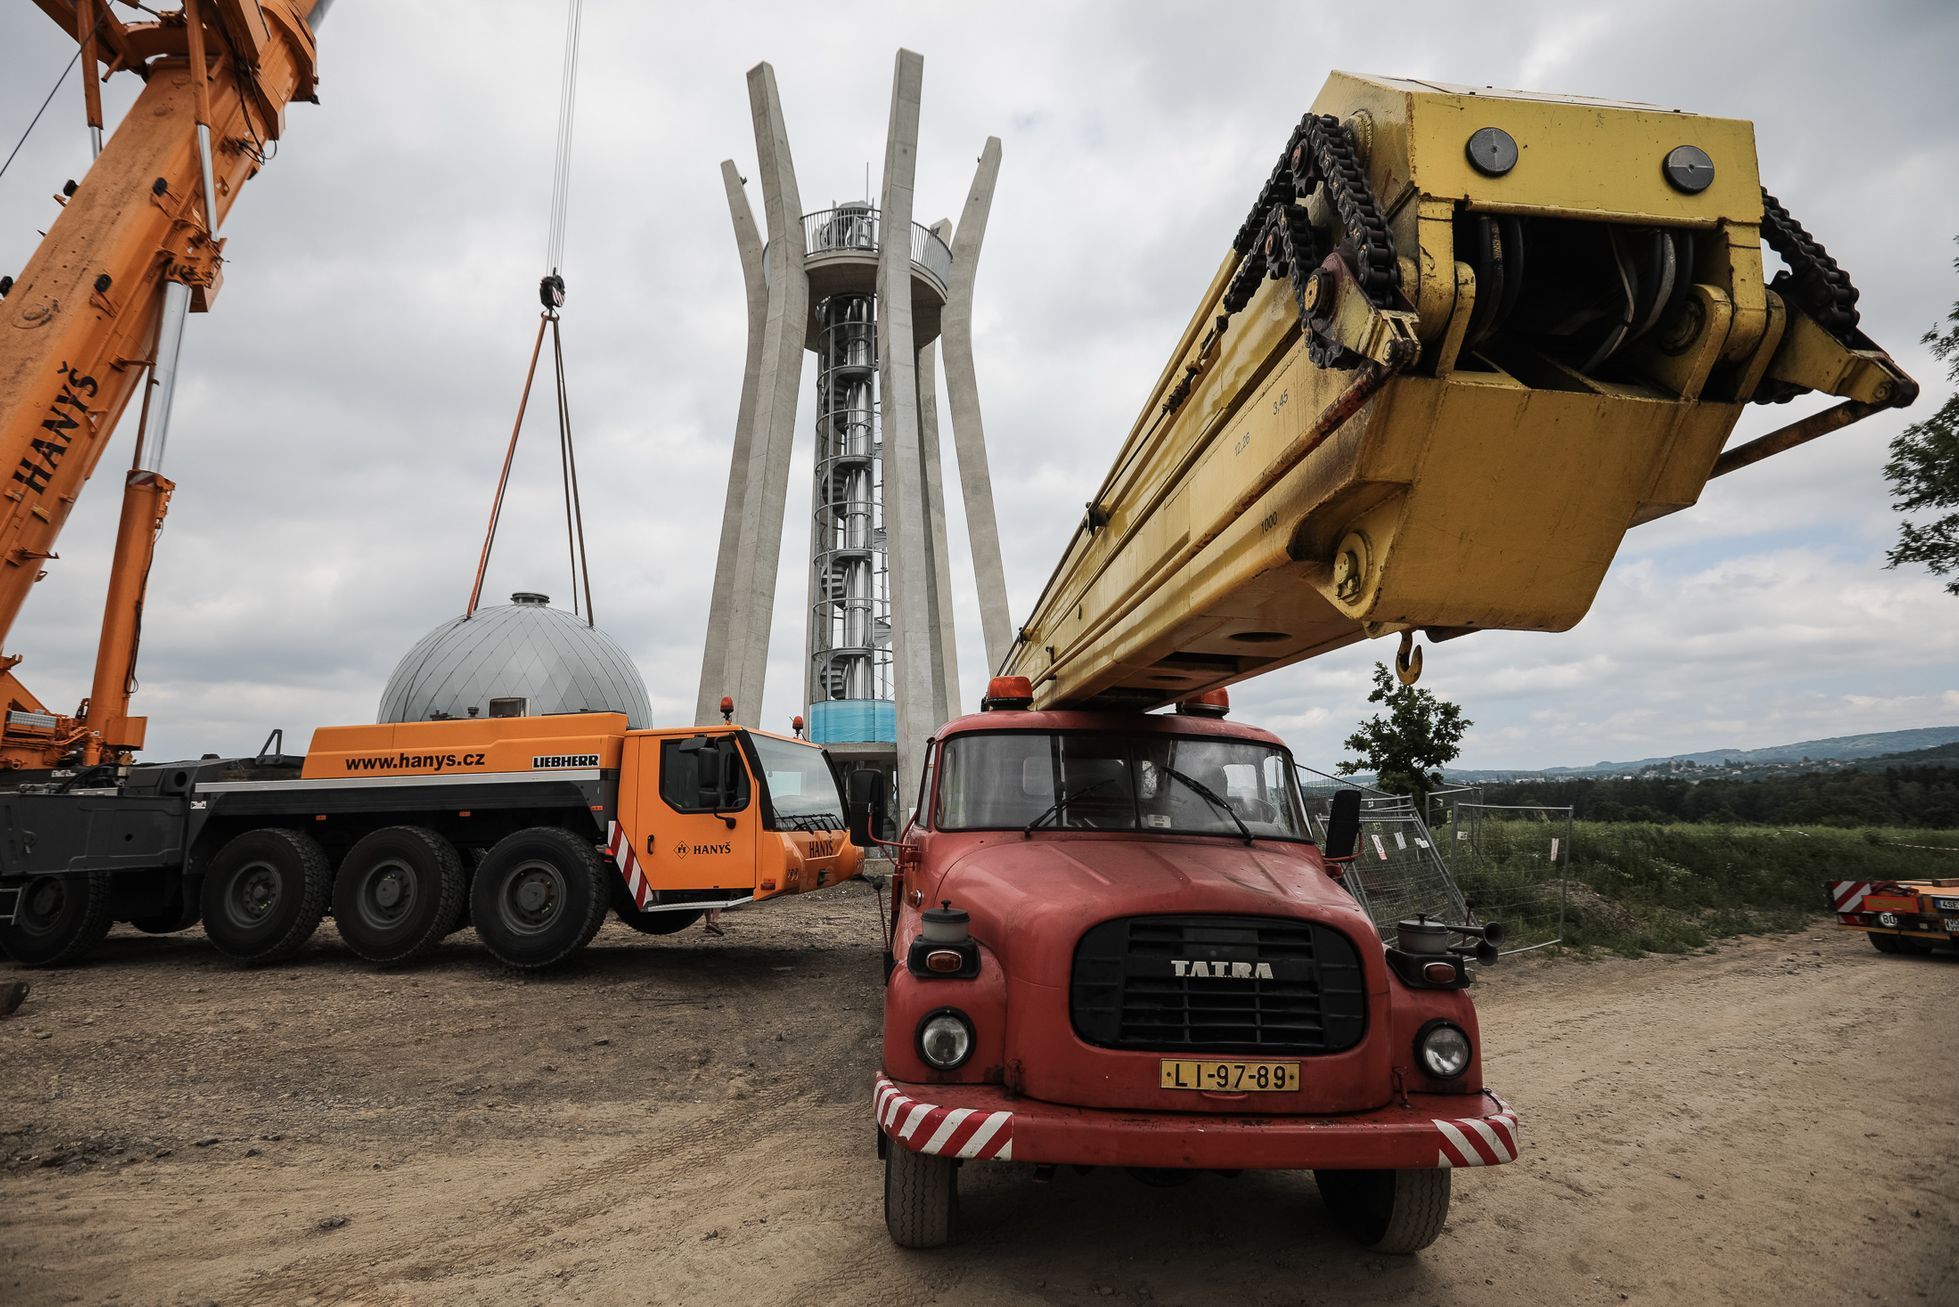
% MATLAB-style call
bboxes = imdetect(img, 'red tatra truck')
[873,677,1513,1252]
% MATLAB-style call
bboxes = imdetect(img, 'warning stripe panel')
[873,1075,1015,1162]
[1433,1106,1519,1168]
[1830,880,1873,913]
[607,820,652,910]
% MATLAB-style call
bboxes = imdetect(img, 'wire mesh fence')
[1435,801,1574,955]
[1296,767,1468,941]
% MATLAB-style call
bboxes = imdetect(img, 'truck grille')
[1070,914,1367,1054]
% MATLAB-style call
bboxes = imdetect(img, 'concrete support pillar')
[696,160,769,726]
[723,62,809,725]
[940,136,1013,673]
[916,299,959,726]
[876,49,935,810]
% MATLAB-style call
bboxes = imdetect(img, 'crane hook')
[1394,630,1423,685]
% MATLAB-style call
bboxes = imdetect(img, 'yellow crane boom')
[1003,72,1916,710]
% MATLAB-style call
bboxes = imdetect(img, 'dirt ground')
[1,891,1953,1307]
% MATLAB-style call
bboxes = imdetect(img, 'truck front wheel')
[0,871,114,967]
[332,826,465,965]
[1314,1167,1451,1254]
[469,826,608,970]
[883,1143,957,1248]
[201,828,332,964]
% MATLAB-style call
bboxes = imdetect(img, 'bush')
[1448,821,1957,956]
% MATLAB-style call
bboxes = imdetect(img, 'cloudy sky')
[2,0,1956,772]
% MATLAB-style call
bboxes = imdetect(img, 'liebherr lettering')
[15,364,98,496]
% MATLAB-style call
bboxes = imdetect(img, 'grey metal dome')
[378,592,652,728]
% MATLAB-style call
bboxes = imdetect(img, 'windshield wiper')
[1162,766,1254,845]
[1022,776,1123,838]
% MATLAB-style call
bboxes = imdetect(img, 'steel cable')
[0,48,83,186]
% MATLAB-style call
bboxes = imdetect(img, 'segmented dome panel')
[377,593,651,728]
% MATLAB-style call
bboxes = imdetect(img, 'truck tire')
[1869,932,1928,955]
[883,1143,957,1248]
[332,826,465,965]
[1314,1167,1451,1254]
[0,871,114,967]
[201,828,331,964]
[470,826,608,970]
[129,904,200,934]
[614,906,704,936]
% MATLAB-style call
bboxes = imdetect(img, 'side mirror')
[845,768,884,848]
[1323,789,1362,861]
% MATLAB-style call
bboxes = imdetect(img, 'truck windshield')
[747,734,847,830]
[933,731,1308,840]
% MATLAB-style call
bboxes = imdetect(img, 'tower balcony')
[766,204,955,345]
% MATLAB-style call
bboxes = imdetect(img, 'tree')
[1336,662,1472,803]
[1884,240,1959,595]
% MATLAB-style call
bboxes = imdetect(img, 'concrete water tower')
[697,50,1011,819]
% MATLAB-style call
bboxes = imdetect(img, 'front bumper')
[874,1074,1518,1171]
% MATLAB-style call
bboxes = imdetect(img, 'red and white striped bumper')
[875,1075,1016,1160]
[1830,880,1874,914]
[874,1074,1517,1171]
[606,821,653,910]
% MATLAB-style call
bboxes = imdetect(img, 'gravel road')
[1,892,1952,1305]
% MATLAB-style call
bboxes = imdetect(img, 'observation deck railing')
[782,206,954,292]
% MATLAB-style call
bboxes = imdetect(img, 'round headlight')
[917,1011,974,1071]
[1417,1022,1472,1080]
[1878,912,1899,927]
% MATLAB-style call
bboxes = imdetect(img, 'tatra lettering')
[1172,959,1275,980]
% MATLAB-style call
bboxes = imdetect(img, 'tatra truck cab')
[875,677,1511,1252]
[1,713,861,970]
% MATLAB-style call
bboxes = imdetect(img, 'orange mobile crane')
[1,0,326,771]
[0,5,864,970]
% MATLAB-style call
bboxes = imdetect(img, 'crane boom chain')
[1759,188,1861,343]
[1220,113,1399,368]
[1290,113,1397,307]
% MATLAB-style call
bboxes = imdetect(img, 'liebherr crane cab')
[874,74,1916,1254]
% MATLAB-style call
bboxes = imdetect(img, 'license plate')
[1946,918,1959,933]
[1936,898,1959,912]
[1159,1059,1300,1092]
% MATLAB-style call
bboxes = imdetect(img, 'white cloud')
[0,0,1953,772]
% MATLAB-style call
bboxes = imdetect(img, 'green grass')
[1445,821,1959,957]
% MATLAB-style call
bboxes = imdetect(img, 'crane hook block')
[538,273,566,310]
[1394,630,1423,686]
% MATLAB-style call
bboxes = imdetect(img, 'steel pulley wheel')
[468,826,608,970]
[200,828,332,964]
[332,825,465,965]
[0,870,114,967]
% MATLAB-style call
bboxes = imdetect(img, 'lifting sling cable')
[467,0,594,625]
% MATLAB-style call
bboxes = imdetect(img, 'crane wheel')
[200,828,332,964]
[883,1141,958,1248]
[332,826,465,966]
[129,906,201,935]
[1868,932,1929,955]
[0,871,114,968]
[469,826,608,970]
[1314,1166,1451,1254]
[614,899,705,936]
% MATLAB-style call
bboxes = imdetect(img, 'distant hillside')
[1448,726,1959,782]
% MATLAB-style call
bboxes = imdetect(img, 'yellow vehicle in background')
[1830,879,1959,955]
